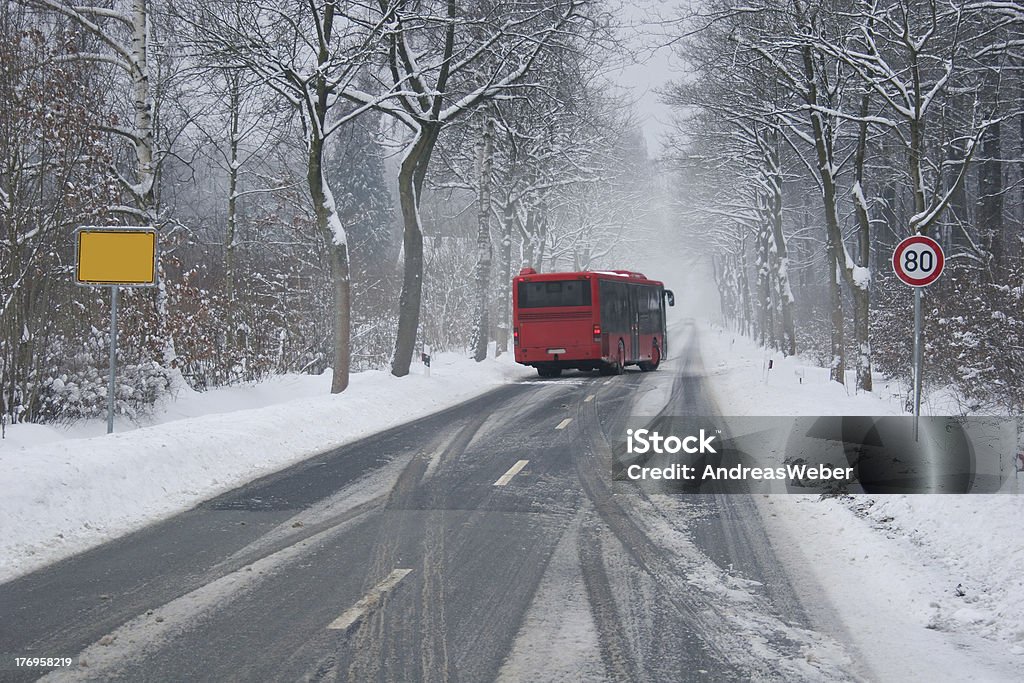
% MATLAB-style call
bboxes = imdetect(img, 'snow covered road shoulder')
[0,354,532,584]
[697,323,1024,680]
[698,324,902,417]
[763,495,1024,682]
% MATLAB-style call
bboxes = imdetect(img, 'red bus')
[512,268,675,377]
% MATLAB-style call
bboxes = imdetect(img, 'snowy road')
[1,328,859,682]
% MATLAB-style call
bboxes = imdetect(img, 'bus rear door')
[628,285,640,362]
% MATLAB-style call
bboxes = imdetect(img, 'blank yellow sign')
[76,229,157,285]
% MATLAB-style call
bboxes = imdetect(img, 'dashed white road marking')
[327,568,413,631]
[555,418,573,430]
[584,394,595,403]
[494,460,530,486]
[603,380,613,385]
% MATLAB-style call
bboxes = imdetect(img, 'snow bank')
[698,323,901,416]
[855,495,1024,647]
[0,353,532,583]
[763,495,1024,682]
[698,323,1024,674]
[1,371,335,450]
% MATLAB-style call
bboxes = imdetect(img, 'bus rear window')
[517,280,592,308]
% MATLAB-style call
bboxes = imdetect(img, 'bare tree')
[0,5,119,423]
[337,0,595,376]
[664,11,799,355]
[431,63,635,355]
[667,0,1022,399]
[173,0,391,393]
[20,0,188,368]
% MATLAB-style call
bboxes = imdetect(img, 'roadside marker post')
[75,227,158,433]
[891,234,945,440]
[421,344,431,378]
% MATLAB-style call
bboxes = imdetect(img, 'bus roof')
[515,268,664,287]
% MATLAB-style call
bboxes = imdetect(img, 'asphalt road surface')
[1,327,859,682]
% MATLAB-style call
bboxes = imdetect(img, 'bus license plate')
[546,348,567,355]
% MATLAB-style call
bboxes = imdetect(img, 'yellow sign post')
[74,227,158,433]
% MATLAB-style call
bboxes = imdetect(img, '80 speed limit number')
[892,235,945,287]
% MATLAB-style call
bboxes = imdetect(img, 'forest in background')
[1,0,658,425]
[2,0,1022,427]
[664,0,1024,414]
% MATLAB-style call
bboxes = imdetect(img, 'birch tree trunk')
[471,116,495,361]
[852,92,873,391]
[127,0,179,367]
[225,72,240,304]
[130,0,155,214]
[828,248,846,384]
[495,198,515,355]
[764,142,796,356]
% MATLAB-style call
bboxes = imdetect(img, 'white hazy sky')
[609,1,682,157]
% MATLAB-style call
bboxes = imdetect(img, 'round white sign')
[892,235,944,287]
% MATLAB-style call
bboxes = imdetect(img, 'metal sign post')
[107,286,119,434]
[75,227,158,434]
[913,287,922,439]
[892,235,945,441]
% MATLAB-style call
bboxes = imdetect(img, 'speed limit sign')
[892,235,944,287]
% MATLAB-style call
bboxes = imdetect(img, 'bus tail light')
[513,327,520,346]
[593,324,601,343]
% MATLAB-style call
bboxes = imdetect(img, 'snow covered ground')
[0,353,532,584]
[1,371,338,450]
[700,323,1024,681]
[3,317,1021,681]
[699,324,903,417]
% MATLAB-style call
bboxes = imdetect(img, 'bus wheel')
[599,342,624,376]
[538,367,562,378]
[639,342,661,372]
